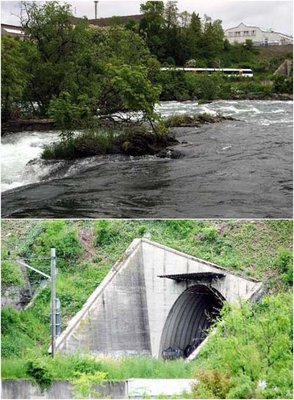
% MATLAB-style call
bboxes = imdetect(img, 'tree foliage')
[2,1,161,130]
[21,1,91,115]
[1,36,30,121]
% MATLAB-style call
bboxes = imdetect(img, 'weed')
[26,358,53,392]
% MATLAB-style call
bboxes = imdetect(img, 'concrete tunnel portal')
[159,283,224,359]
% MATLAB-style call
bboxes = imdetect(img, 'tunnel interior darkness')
[160,284,224,358]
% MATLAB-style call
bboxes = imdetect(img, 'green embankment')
[1,220,293,398]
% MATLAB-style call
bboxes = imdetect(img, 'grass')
[42,130,118,160]
[2,354,194,380]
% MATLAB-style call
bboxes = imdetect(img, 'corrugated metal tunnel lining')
[159,285,224,358]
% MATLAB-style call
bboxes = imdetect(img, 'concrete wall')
[55,239,263,358]
[1,379,197,399]
[1,380,126,399]
[57,239,151,355]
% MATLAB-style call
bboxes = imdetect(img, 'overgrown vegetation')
[163,113,233,128]
[1,220,293,398]
[41,126,179,160]
[192,292,293,399]
[2,1,161,130]
[157,71,290,102]
[41,112,236,160]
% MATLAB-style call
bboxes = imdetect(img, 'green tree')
[164,0,178,29]
[186,12,202,61]
[163,1,183,64]
[98,64,161,122]
[139,1,165,61]
[1,36,29,121]
[21,1,91,115]
[201,17,224,64]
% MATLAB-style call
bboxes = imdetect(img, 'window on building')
[235,31,241,37]
[243,31,250,36]
[251,30,256,36]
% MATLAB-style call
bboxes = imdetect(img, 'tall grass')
[2,354,194,380]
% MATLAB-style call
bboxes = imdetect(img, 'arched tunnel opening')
[160,284,224,359]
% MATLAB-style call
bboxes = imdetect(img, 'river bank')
[2,94,292,136]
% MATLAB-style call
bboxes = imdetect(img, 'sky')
[1,0,293,36]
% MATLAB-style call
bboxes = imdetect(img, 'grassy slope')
[1,220,292,389]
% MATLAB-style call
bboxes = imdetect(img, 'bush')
[191,369,232,399]
[42,130,117,160]
[226,374,256,399]
[274,248,293,285]
[185,73,224,100]
[200,226,219,243]
[26,358,53,392]
[1,307,21,335]
[163,113,229,128]
[94,220,122,246]
[32,221,82,272]
[71,371,107,399]
[1,260,24,289]
[273,74,293,94]
[194,292,293,399]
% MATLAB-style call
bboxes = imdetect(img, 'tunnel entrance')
[160,284,224,359]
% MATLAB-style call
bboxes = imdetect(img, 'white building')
[1,24,25,40]
[225,22,293,46]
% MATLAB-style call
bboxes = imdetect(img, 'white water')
[2,100,293,192]
[1,131,59,192]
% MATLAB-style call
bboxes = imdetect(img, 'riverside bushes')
[158,70,277,101]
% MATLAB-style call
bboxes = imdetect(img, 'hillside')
[1,219,293,398]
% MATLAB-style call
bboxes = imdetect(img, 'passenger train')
[160,67,254,77]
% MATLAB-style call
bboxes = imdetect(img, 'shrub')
[71,371,107,399]
[32,221,82,272]
[1,260,24,289]
[273,74,293,94]
[26,358,53,392]
[200,226,219,243]
[94,220,122,246]
[275,248,293,285]
[226,374,256,399]
[42,130,117,160]
[191,369,232,399]
[194,292,293,399]
[1,307,21,335]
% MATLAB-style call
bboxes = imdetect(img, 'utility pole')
[50,248,57,358]
[94,1,99,19]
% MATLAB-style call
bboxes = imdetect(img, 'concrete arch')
[159,285,224,358]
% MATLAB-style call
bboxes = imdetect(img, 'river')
[1,100,292,218]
